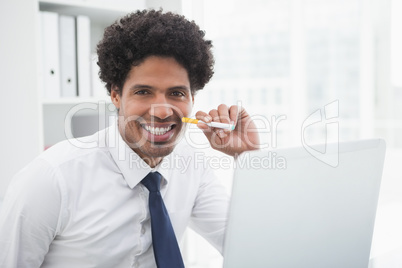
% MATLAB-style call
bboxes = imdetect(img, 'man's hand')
[195,104,260,157]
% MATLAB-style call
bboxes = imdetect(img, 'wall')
[0,0,42,198]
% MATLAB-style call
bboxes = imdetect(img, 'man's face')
[111,56,193,166]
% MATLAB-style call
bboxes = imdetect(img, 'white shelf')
[39,0,144,25]
[42,97,111,105]
[38,0,132,147]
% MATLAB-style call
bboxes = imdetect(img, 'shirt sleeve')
[189,167,230,254]
[0,157,64,267]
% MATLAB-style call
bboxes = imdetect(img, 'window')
[183,0,402,267]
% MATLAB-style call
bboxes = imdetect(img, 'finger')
[216,128,227,138]
[193,111,211,130]
[202,128,223,147]
[195,111,212,123]
[217,104,230,124]
[207,109,227,138]
[208,109,219,122]
[194,114,215,140]
[228,105,239,126]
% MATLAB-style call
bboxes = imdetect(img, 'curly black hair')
[96,9,214,95]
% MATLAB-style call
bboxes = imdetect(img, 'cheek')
[183,97,194,113]
[176,102,193,118]
[121,101,149,117]
[187,103,193,116]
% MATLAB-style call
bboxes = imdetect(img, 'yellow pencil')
[182,117,235,130]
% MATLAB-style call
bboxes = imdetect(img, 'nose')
[149,95,174,120]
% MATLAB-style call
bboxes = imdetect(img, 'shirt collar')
[106,123,171,189]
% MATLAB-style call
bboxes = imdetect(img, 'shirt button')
[134,261,139,268]
[141,227,146,234]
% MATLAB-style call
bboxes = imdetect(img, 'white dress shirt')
[0,124,230,267]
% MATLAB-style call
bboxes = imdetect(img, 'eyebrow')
[129,84,191,92]
[167,85,191,92]
[129,84,152,91]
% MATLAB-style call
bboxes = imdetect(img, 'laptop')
[223,139,386,268]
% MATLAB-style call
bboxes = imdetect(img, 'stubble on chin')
[121,118,186,160]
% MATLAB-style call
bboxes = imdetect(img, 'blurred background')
[185,0,402,267]
[1,0,401,267]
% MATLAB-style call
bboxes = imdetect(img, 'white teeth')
[144,125,172,135]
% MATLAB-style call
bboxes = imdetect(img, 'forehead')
[125,56,190,85]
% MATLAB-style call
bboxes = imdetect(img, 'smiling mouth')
[142,124,176,135]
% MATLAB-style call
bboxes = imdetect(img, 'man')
[0,9,259,267]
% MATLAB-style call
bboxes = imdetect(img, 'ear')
[110,86,121,110]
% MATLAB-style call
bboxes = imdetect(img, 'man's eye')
[171,91,185,97]
[135,90,149,95]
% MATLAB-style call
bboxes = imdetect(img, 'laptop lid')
[223,139,386,268]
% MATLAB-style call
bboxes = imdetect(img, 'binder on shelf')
[40,11,61,99]
[76,15,92,98]
[59,15,77,97]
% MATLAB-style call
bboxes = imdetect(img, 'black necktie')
[141,172,185,268]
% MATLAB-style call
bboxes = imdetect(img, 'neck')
[138,153,163,168]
